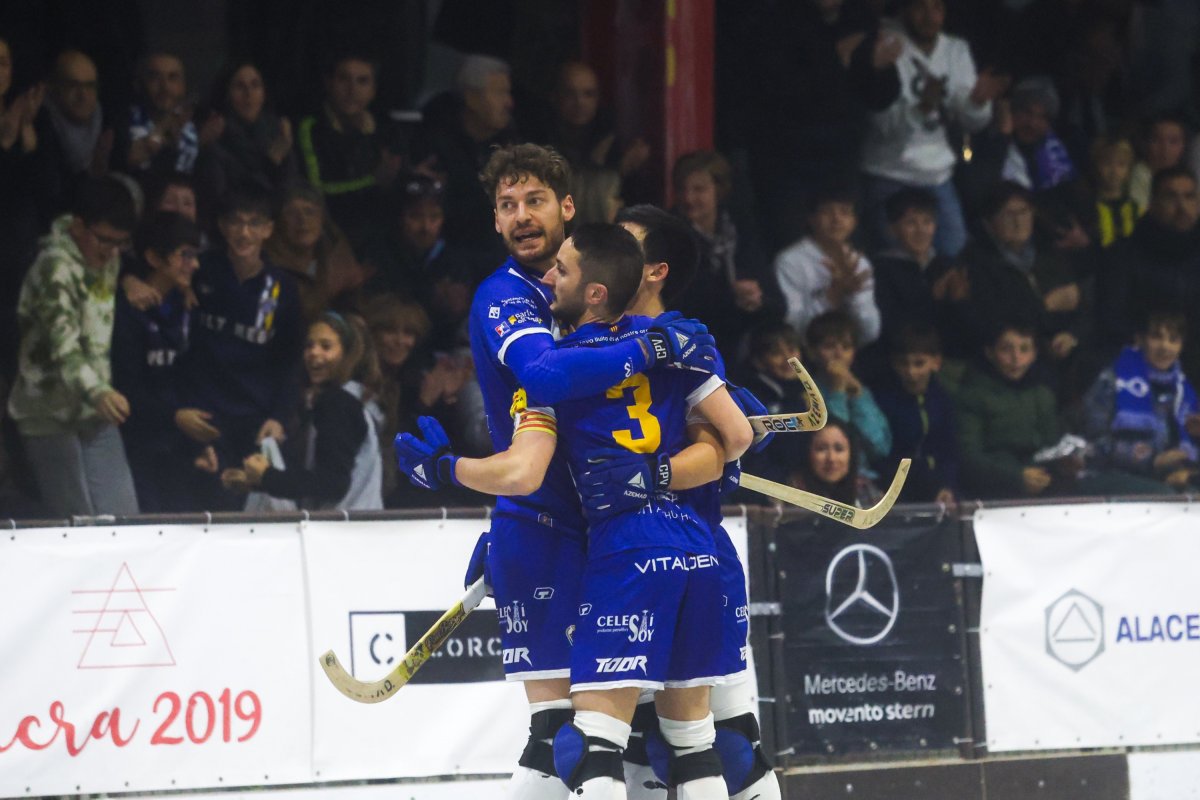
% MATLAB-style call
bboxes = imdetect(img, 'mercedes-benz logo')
[824,544,900,645]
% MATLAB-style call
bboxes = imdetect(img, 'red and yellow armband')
[510,388,557,439]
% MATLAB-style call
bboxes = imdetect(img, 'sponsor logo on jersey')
[488,305,501,319]
[498,600,529,634]
[503,647,532,667]
[494,321,511,336]
[595,611,655,642]
[634,554,720,574]
[533,586,555,600]
[579,603,593,616]
[595,655,648,674]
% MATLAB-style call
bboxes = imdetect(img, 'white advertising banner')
[304,518,525,781]
[0,523,312,797]
[0,513,754,794]
[975,503,1200,751]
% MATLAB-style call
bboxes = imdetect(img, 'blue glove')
[643,312,719,372]
[728,383,775,453]
[393,416,460,490]
[463,531,493,593]
[577,448,672,524]
[720,458,742,496]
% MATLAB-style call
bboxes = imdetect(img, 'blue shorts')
[715,526,751,679]
[488,515,587,681]
[570,546,727,692]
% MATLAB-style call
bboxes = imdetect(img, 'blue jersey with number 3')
[551,315,723,558]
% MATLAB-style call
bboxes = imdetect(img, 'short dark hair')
[570,223,645,316]
[137,211,200,259]
[809,179,859,214]
[73,176,138,232]
[324,49,380,79]
[480,143,571,206]
[987,316,1038,346]
[982,181,1034,219]
[885,187,938,223]
[1142,309,1188,340]
[806,309,859,348]
[143,170,196,212]
[218,186,274,221]
[749,322,802,356]
[890,322,942,357]
[615,204,700,305]
[1145,111,1190,140]
[1150,165,1198,198]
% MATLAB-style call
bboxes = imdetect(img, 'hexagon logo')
[1044,589,1104,671]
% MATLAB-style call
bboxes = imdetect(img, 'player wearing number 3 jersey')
[398,145,723,800]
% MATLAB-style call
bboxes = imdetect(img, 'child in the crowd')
[784,417,881,509]
[1082,310,1200,489]
[957,319,1171,499]
[775,184,881,345]
[1089,136,1140,248]
[7,177,141,516]
[873,324,958,504]
[111,211,202,511]
[740,321,808,481]
[175,187,304,509]
[867,187,981,368]
[742,322,808,414]
[221,311,384,510]
[805,310,892,465]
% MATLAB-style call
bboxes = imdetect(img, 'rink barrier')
[3,499,1199,800]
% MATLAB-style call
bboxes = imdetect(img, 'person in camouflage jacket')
[7,177,140,516]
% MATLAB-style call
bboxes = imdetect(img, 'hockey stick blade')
[739,459,911,529]
[319,577,489,704]
[746,357,827,435]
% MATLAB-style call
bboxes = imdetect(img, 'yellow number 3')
[606,374,662,453]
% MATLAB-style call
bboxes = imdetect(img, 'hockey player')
[595,205,782,800]
[431,144,718,799]
[397,223,752,798]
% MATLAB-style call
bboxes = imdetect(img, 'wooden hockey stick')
[739,459,911,529]
[745,357,827,435]
[319,577,489,704]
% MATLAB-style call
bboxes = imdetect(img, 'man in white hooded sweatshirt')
[860,0,1007,257]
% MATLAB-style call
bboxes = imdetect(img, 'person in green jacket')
[957,318,1170,499]
[7,177,140,516]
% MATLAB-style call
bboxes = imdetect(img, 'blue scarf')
[1033,131,1076,191]
[1112,346,1198,461]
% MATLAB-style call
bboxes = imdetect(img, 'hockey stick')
[745,357,827,435]
[739,459,911,529]
[318,577,489,703]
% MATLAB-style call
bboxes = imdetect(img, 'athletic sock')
[659,714,725,800]
[625,696,666,799]
[573,710,632,799]
[508,699,572,800]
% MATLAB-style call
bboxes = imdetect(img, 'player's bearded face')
[544,238,588,326]
[494,175,575,267]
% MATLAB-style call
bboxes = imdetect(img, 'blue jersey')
[552,315,724,558]
[468,257,587,537]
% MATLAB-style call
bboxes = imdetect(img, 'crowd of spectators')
[3,0,1200,516]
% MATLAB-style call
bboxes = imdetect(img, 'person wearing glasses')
[7,176,140,516]
[175,187,304,510]
[111,211,202,511]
